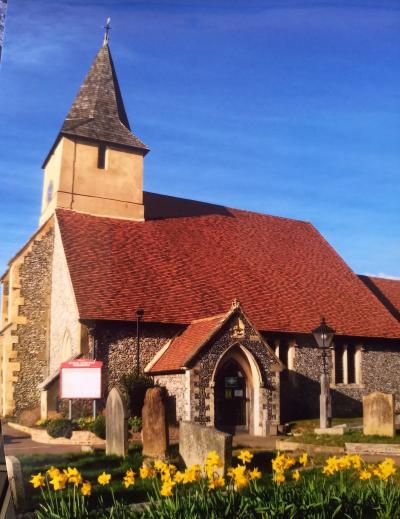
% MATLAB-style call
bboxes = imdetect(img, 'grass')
[284,417,400,447]
[20,444,151,511]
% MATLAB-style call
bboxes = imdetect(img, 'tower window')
[47,181,54,203]
[98,144,106,169]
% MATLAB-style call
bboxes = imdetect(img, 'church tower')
[39,35,149,225]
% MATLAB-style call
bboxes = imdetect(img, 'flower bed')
[8,422,104,446]
[28,450,400,518]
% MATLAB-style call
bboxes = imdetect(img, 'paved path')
[3,422,277,458]
[3,423,83,456]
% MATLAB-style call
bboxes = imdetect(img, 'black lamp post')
[312,317,335,429]
[135,309,144,375]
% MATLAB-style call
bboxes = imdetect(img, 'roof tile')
[56,194,400,339]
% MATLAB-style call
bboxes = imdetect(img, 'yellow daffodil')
[123,469,136,488]
[154,460,168,473]
[208,476,225,489]
[47,466,60,479]
[98,472,111,486]
[322,456,340,476]
[139,464,155,479]
[299,453,308,467]
[50,473,68,491]
[359,469,372,481]
[292,470,300,482]
[81,481,92,496]
[64,467,82,486]
[174,471,185,484]
[160,479,175,497]
[237,449,253,464]
[272,452,296,473]
[249,468,262,480]
[183,465,202,484]
[206,451,223,468]
[30,473,45,488]
[376,458,396,481]
[228,465,248,489]
[273,472,285,484]
[349,454,362,470]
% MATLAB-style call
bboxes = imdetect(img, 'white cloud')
[364,273,400,281]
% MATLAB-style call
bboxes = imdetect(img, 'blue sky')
[0,0,399,277]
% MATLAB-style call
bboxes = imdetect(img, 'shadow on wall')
[280,370,362,422]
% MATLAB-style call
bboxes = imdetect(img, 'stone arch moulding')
[211,342,263,436]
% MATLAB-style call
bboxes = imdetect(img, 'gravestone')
[142,387,169,458]
[0,422,17,517]
[5,456,24,512]
[106,388,128,457]
[179,421,232,475]
[363,391,395,437]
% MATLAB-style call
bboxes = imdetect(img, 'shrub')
[128,416,142,433]
[88,414,106,439]
[74,416,95,431]
[46,419,73,439]
[120,373,154,417]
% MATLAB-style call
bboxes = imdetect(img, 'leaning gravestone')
[179,421,232,475]
[0,422,17,517]
[363,391,395,437]
[106,387,128,457]
[142,387,169,458]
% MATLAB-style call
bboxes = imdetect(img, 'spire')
[54,42,149,158]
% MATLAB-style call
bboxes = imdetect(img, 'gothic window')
[98,144,107,169]
[334,344,345,384]
[276,338,294,370]
[333,343,361,385]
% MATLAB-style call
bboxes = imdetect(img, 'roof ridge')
[190,313,226,324]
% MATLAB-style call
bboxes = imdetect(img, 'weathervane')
[103,17,111,46]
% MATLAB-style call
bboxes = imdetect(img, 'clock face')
[47,181,53,204]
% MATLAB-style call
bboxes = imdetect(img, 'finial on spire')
[103,17,111,46]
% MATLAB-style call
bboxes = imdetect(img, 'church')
[1,35,400,435]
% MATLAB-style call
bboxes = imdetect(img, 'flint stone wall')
[14,225,54,416]
[179,421,232,475]
[95,322,182,392]
[273,333,400,421]
[153,373,187,424]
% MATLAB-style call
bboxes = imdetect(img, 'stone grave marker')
[106,387,128,457]
[142,387,169,458]
[179,421,232,475]
[363,391,395,437]
[0,422,17,517]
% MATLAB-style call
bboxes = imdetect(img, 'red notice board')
[60,359,103,400]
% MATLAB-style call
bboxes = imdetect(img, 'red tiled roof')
[360,276,400,320]
[56,194,400,339]
[149,315,226,373]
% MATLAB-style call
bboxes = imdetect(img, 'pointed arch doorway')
[215,359,247,430]
[213,345,262,435]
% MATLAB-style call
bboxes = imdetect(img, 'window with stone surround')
[98,144,107,169]
[275,338,294,370]
[333,343,361,385]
